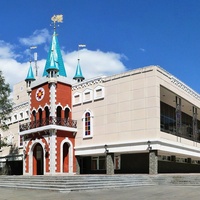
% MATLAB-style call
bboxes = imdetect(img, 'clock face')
[36,87,45,101]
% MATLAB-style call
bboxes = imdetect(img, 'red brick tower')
[19,16,77,175]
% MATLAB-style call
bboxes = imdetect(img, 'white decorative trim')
[44,103,50,109]
[156,66,200,100]
[49,83,56,117]
[63,104,71,112]
[19,125,77,136]
[37,105,44,112]
[94,85,104,100]
[49,130,57,174]
[73,92,82,105]
[31,108,37,113]
[83,89,93,103]
[12,101,29,111]
[56,102,63,109]
[75,138,200,158]
[72,76,104,90]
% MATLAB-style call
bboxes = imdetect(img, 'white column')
[49,83,56,117]
[49,129,57,174]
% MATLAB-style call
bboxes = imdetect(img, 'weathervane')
[51,14,63,29]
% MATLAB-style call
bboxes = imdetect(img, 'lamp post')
[147,140,152,151]
[104,144,109,154]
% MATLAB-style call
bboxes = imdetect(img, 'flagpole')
[78,44,86,60]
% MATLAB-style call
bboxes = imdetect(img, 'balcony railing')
[19,117,77,132]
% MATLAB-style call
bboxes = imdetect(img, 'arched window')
[38,108,42,126]
[56,106,62,125]
[32,110,36,122]
[82,110,93,138]
[45,107,50,125]
[32,110,36,128]
[64,108,70,119]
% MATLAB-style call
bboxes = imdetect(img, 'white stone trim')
[75,139,200,159]
[63,104,71,112]
[72,76,104,90]
[49,83,56,117]
[94,85,104,100]
[73,92,82,105]
[49,130,57,174]
[83,88,93,103]
[19,125,77,136]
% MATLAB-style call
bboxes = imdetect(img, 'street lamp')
[104,144,109,153]
[147,141,152,151]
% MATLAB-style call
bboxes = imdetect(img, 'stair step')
[0,174,157,191]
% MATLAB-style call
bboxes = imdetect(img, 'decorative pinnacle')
[51,14,63,30]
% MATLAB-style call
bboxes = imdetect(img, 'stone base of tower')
[23,130,76,176]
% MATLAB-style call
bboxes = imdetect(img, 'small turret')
[25,62,35,91]
[73,59,85,82]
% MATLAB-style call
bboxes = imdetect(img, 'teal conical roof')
[25,63,35,82]
[43,30,67,77]
[46,50,59,72]
[73,59,85,81]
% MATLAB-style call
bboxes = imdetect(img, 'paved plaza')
[0,186,200,200]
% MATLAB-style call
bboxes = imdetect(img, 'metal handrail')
[19,117,77,132]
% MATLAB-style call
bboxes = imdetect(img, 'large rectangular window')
[91,156,106,170]
[114,155,121,170]
[160,102,176,133]
[160,101,200,141]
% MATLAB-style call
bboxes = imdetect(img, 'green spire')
[25,62,35,82]
[43,30,67,77]
[73,59,85,82]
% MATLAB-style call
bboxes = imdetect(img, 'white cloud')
[1,29,127,91]
[0,41,19,59]
[139,48,146,52]
[19,29,51,46]
[0,27,128,96]
[1,43,127,92]
[1,59,29,88]
[63,49,127,79]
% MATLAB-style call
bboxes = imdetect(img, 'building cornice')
[72,76,104,90]
[13,101,29,111]
[156,66,200,101]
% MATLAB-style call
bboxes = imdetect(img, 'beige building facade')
[1,21,200,174]
[0,81,28,174]
[73,66,200,174]
[2,64,200,175]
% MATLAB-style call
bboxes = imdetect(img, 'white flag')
[30,46,37,49]
[78,44,86,48]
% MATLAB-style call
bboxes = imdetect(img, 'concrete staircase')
[1,174,200,191]
[151,174,200,186]
[0,175,155,191]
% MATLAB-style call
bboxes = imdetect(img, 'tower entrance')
[33,143,44,175]
[63,142,69,172]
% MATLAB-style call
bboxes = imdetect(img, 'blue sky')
[1,0,200,93]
